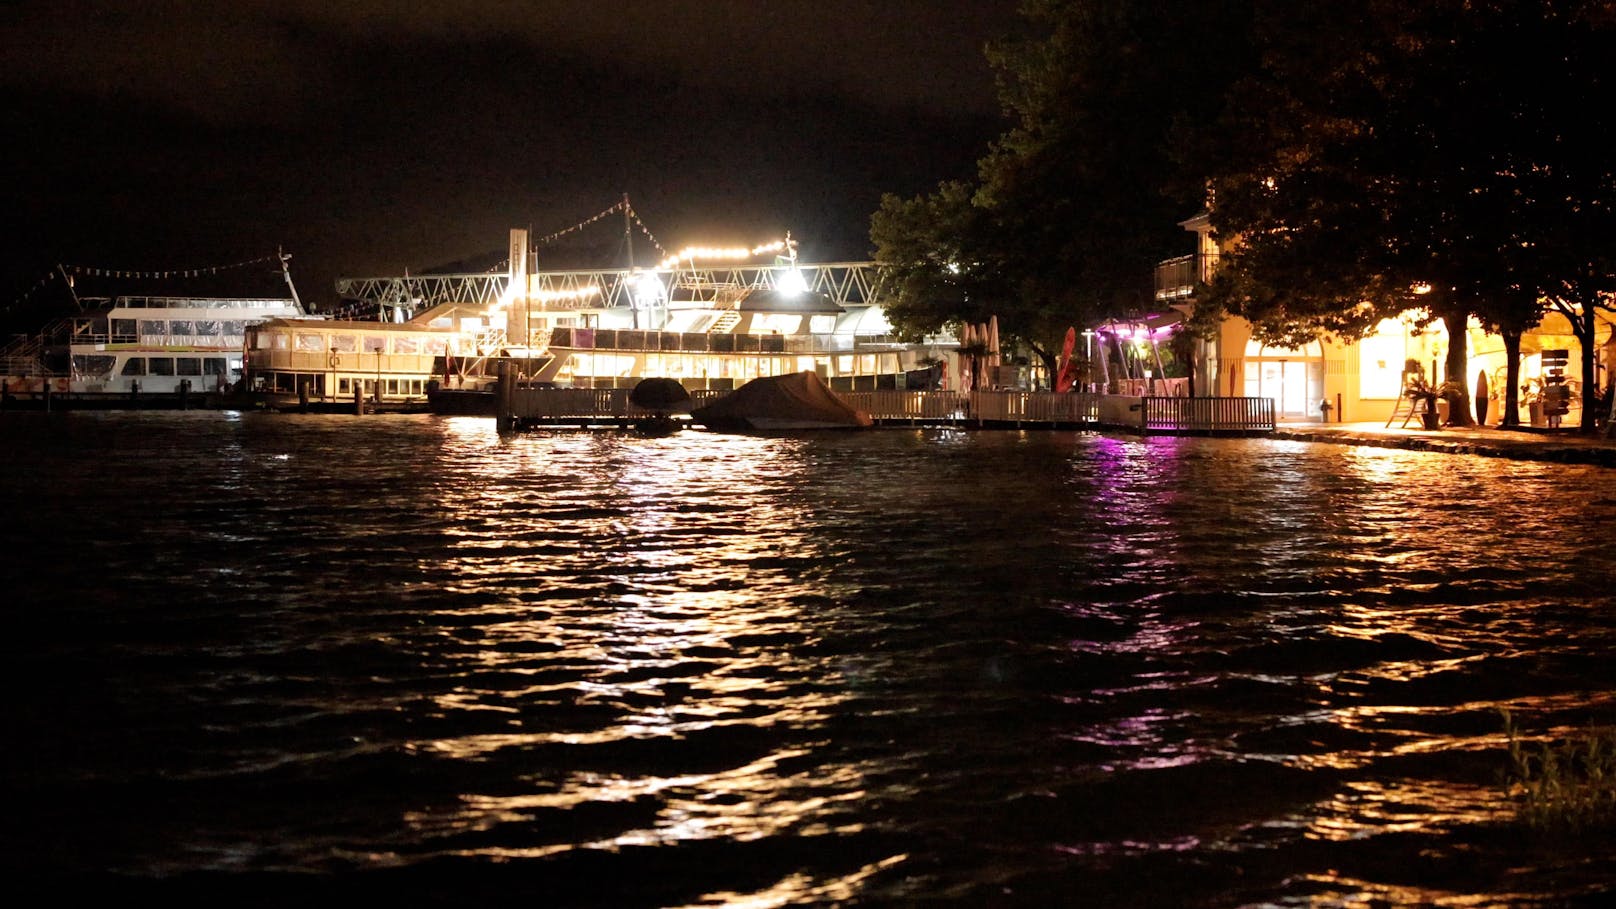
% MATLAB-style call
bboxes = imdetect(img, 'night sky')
[2,1,1021,312]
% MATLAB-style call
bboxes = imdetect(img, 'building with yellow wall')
[1157,214,1616,426]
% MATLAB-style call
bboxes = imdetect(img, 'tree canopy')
[871,0,1256,374]
[1198,0,1616,424]
[875,0,1616,412]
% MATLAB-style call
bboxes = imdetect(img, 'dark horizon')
[2,1,1021,323]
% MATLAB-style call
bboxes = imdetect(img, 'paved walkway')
[1272,421,1616,468]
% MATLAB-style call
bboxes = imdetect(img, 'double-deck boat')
[245,249,957,415]
[1,252,314,408]
[2,294,311,408]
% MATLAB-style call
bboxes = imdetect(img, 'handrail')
[1140,395,1275,433]
[497,384,1274,433]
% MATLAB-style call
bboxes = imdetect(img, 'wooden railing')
[504,385,733,420]
[838,390,1100,425]
[499,373,1274,434]
[1140,395,1275,434]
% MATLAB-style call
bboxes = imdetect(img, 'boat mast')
[623,193,638,329]
[278,247,304,313]
[57,264,82,312]
[622,193,636,270]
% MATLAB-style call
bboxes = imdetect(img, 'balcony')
[1154,253,1219,302]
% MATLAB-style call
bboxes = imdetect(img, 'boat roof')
[736,287,844,314]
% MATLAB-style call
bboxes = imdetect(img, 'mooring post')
[495,359,515,432]
[353,384,364,416]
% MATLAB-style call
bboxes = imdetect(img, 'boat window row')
[121,319,248,338]
[69,355,234,378]
[548,326,800,354]
[254,330,449,356]
[254,372,429,397]
[111,297,295,310]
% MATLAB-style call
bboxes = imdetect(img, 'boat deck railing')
[546,326,870,355]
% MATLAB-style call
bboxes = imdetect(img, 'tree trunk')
[1500,330,1523,427]
[1577,304,1597,432]
[1441,309,1473,426]
[1031,344,1057,391]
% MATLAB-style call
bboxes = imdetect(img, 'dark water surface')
[2,412,1613,906]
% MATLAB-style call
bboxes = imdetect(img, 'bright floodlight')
[634,273,665,307]
[778,268,808,296]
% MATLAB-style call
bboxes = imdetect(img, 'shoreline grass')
[1500,707,1616,835]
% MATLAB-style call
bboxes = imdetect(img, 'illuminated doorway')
[1244,340,1324,420]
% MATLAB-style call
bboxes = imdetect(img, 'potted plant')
[1522,378,1543,426]
[1406,375,1442,429]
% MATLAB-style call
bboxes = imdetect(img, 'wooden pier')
[493,367,1275,435]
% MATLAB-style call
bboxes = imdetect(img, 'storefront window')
[1359,320,1407,399]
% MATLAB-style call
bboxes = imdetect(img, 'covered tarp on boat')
[692,371,873,430]
[629,377,692,413]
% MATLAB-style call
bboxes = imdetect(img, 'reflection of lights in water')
[1297,777,1508,841]
[688,852,910,907]
[402,426,876,876]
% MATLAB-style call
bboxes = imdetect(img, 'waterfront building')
[1155,213,1616,426]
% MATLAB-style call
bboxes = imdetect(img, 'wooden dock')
[493,371,1275,436]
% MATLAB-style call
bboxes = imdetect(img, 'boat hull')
[427,388,496,415]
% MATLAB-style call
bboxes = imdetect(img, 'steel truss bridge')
[333,262,894,316]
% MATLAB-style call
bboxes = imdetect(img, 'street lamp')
[1082,329,1095,391]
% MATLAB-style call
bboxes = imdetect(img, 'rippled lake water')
[2,411,1614,907]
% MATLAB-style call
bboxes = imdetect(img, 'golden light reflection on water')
[675,852,910,909]
[1301,778,1510,841]
[401,423,878,880]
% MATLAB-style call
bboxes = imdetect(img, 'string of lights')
[61,253,282,280]
[532,201,627,247]
[6,253,284,316]
[489,197,675,273]
[3,269,64,315]
[623,204,669,260]
[656,240,789,271]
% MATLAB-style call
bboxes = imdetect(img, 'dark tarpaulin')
[693,371,872,430]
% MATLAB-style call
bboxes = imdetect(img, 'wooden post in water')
[353,384,364,416]
[298,380,308,413]
[495,359,515,432]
